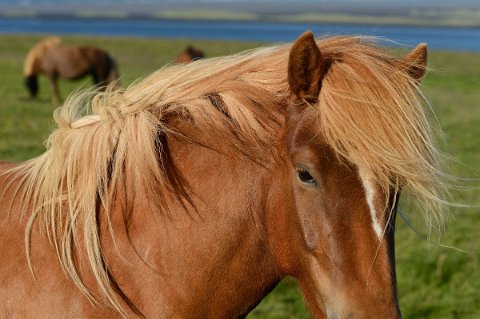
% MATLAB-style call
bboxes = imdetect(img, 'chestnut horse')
[23,36,119,104]
[1,32,446,318]
[176,45,205,63]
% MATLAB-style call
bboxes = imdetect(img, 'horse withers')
[23,36,120,104]
[1,32,446,318]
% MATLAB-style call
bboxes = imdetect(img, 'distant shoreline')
[0,10,479,29]
[2,15,480,52]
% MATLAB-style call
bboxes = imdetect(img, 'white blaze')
[359,169,383,239]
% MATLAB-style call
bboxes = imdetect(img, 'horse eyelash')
[296,166,317,185]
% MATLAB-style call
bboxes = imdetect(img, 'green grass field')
[1,35,479,318]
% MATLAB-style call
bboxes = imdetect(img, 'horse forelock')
[315,36,447,228]
[6,35,447,316]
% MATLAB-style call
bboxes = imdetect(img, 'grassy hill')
[0,35,479,318]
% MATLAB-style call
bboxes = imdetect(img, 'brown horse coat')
[176,45,205,63]
[2,33,445,318]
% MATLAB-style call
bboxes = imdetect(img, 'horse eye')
[296,166,316,185]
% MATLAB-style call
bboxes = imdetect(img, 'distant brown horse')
[176,45,205,63]
[1,32,447,318]
[23,36,119,104]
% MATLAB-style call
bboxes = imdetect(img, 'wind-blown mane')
[23,36,61,76]
[4,36,447,316]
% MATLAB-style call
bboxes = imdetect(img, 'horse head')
[105,53,120,86]
[272,32,431,318]
[24,75,39,99]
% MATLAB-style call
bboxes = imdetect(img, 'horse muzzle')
[24,75,39,98]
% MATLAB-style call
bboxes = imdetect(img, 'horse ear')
[401,43,428,81]
[288,31,326,102]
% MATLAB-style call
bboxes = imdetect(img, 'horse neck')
[97,126,284,316]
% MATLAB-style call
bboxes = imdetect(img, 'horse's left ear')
[288,31,327,102]
[401,43,428,81]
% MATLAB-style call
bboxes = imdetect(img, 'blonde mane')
[5,36,447,316]
[23,36,62,76]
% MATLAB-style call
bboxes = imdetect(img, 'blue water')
[1,17,479,51]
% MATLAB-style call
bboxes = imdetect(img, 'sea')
[0,17,479,51]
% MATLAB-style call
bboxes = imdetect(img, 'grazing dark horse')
[1,32,447,318]
[23,36,119,104]
[176,45,205,63]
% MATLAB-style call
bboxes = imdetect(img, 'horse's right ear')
[288,31,327,102]
[400,43,428,81]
